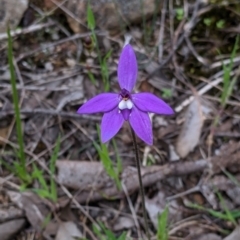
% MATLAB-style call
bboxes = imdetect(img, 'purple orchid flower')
[77,44,174,145]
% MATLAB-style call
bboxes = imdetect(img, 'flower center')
[118,88,133,110]
[120,88,131,98]
[118,99,133,110]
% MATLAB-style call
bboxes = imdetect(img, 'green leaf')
[14,162,32,183]
[203,18,212,26]
[101,50,112,91]
[93,221,127,240]
[100,221,115,239]
[87,3,95,30]
[94,125,121,190]
[7,26,28,182]
[221,35,239,107]
[216,191,237,225]
[118,232,127,240]
[222,169,240,188]
[49,136,60,202]
[157,206,169,240]
[32,163,48,191]
[32,188,50,199]
[87,71,96,85]
[216,19,225,29]
[176,8,184,20]
[187,202,238,223]
[112,138,122,177]
[162,88,172,99]
[41,213,51,229]
[93,224,104,240]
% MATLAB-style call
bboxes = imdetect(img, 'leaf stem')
[130,127,150,239]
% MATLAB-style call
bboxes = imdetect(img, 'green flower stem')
[130,127,150,240]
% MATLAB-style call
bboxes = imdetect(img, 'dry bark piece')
[7,191,51,232]
[210,175,240,192]
[113,216,135,231]
[0,0,29,33]
[176,97,205,158]
[200,185,218,209]
[0,218,26,240]
[145,191,182,229]
[196,233,222,240]
[44,201,79,238]
[0,126,10,146]
[0,207,24,223]
[57,160,113,190]
[55,221,82,240]
[56,142,240,203]
[225,187,240,206]
[55,75,84,111]
[224,227,240,240]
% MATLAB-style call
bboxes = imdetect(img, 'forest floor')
[1,0,240,239]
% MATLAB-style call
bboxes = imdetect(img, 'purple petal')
[101,108,124,143]
[121,109,131,120]
[129,106,153,145]
[77,93,119,114]
[117,44,137,92]
[132,93,174,115]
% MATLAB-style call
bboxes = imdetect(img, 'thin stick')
[130,127,150,240]
[0,108,101,121]
[0,22,55,40]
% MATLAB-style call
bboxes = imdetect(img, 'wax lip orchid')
[77,44,174,145]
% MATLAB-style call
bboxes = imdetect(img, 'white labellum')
[118,99,133,110]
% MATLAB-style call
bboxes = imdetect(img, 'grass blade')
[7,27,28,181]
[49,136,60,202]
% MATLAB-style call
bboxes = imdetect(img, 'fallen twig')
[0,109,101,121]
[0,22,55,41]
[57,142,240,203]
